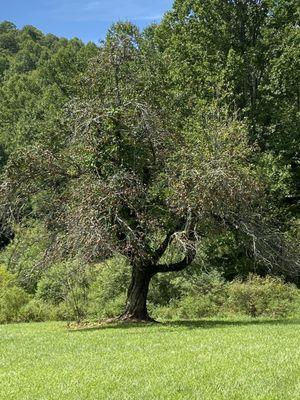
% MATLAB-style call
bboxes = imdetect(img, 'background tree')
[154,0,299,282]
[156,0,299,204]
[0,22,97,250]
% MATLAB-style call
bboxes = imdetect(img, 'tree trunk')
[119,267,154,322]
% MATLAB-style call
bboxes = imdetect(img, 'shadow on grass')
[67,318,300,333]
[169,318,300,329]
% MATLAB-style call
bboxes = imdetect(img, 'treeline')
[0,0,299,322]
[0,21,97,163]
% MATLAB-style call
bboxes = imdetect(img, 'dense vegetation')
[0,0,299,323]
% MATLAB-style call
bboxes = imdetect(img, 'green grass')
[1,319,300,400]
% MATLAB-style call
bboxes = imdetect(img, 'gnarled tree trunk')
[118,236,196,322]
[120,267,154,322]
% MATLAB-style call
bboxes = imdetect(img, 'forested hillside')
[0,0,299,323]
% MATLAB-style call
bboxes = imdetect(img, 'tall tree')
[157,0,299,192]
[0,22,97,250]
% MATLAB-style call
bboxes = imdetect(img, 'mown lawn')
[0,319,300,400]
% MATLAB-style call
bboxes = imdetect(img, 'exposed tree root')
[67,316,158,331]
[116,313,158,323]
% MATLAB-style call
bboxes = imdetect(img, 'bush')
[0,266,30,323]
[54,302,78,321]
[178,295,223,319]
[36,264,68,304]
[153,273,299,320]
[19,299,57,322]
[148,273,182,306]
[88,257,130,319]
[153,293,226,321]
[89,294,127,319]
[1,254,299,323]
[0,264,16,287]
[0,286,30,323]
[148,268,227,307]
[36,260,96,321]
[226,275,299,317]
[0,221,49,293]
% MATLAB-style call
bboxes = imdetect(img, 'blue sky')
[1,0,173,43]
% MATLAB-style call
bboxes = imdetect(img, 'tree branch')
[152,220,185,264]
[152,231,174,264]
[153,246,196,274]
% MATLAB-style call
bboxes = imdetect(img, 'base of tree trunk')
[67,317,158,331]
[116,312,158,323]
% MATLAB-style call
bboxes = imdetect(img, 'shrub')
[148,273,182,306]
[0,264,16,287]
[36,260,96,321]
[0,221,49,293]
[153,273,299,320]
[0,265,30,323]
[19,299,57,322]
[90,294,127,319]
[36,264,67,304]
[150,270,226,320]
[148,268,227,307]
[54,302,78,321]
[153,293,225,321]
[177,295,223,319]
[226,274,298,317]
[88,257,130,319]
[0,287,30,323]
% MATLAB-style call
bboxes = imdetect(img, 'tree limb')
[153,246,196,274]
[152,231,174,263]
[152,220,185,263]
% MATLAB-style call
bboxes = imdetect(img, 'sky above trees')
[1,0,173,43]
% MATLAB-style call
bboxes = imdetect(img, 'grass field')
[1,319,300,400]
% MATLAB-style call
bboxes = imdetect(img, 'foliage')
[154,273,299,320]
[85,257,300,320]
[0,221,49,293]
[36,260,96,321]
[157,0,300,177]
[0,265,30,323]
[19,299,57,322]
[226,274,299,317]
[0,254,299,322]
[88,257,131,318]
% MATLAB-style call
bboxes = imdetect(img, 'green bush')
[36,260,96,321]
[89,294,127,319]
[0,264,16,287]
[19,299,79,322]
[226,275,298,317]
[178,295,223,319]
[0,286,30,323]
[149,273,182,306]
[0,266,30,323]
[1,254,299,323]
[88,257,130,319]
[0,222,49,293]
[54,302,78,321]
[153,294,225,321]
[153,273,299,320]
[36,264,68,304]
[19,299,57,322]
